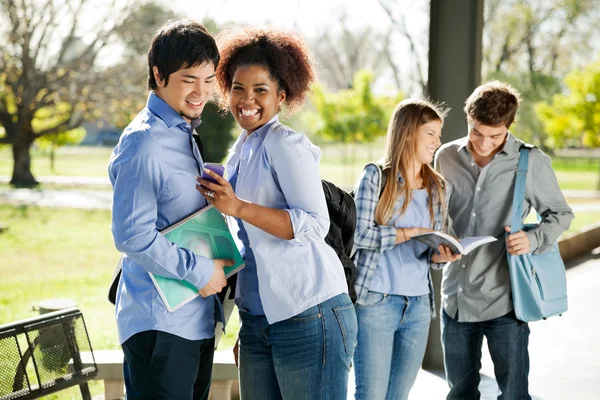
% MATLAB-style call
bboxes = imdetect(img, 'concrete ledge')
[559,222,600,265]
[88,349,238,400]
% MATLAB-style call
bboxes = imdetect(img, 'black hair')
[147,20,220,90]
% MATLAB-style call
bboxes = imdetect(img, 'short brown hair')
[215,28,316,115]
[464,81,520,128]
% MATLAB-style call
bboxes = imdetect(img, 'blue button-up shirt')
[109,92,217,344]
[225,115,347,324]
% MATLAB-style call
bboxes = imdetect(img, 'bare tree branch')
[377,0,427,94]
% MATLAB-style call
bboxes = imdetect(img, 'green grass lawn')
[0,146,113,177]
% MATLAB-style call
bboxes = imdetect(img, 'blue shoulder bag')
[507,146,568,322]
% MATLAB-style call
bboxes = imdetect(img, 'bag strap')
[364,162,386,197]
[510,145,533,233]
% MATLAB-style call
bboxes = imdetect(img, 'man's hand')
[504,226,531,255]
[431,245,462,263]
[198,259,234,297]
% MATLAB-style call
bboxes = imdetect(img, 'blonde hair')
[375,99,448,226]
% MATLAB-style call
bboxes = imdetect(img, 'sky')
[170,0,430,95]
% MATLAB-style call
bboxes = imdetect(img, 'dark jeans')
[441,309,531,400]
[122,330,215,400]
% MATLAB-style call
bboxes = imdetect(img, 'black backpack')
[322,180,358,302]
[322,162,387,303]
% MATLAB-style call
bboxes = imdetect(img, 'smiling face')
[467,119,508,159]
[229,64,286,134]
[153,61,216,123]
[414,119,442,166]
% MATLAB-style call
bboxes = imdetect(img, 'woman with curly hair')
[196,28,357,400]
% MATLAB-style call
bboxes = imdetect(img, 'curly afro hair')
[215,28,316,115]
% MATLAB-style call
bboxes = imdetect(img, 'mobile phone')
[201,162,225,184]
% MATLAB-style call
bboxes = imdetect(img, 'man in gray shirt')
[435,81,573,399]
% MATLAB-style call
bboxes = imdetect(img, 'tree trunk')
[50,144,56,173]
[10,135,38,186]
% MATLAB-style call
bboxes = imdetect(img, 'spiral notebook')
[148,205,244,312]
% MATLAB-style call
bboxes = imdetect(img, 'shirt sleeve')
[524,150,574,254]
[109,133,213,290]
[267,128,330,245]
[353,165,397,252]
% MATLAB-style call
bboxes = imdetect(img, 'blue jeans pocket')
[289,305,322,322]
[333,304,358,357]
[356,291,387,307]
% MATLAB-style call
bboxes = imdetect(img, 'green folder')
[149,205,245,312]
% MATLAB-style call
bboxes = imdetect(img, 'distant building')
[80,120,121,146]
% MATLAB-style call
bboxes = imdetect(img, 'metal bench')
[0,308,98,400]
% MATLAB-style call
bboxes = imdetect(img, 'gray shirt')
[435,133,574,322]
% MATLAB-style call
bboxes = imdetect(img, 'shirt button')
[242,156,247,160]
[461,264,466,268]
[472,212,476,217]
[471,162,475,166]
[458,287,463,292]
[476,187,481,191]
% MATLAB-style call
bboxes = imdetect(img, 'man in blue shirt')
[108,20,232,400]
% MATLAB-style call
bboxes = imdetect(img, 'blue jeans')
[353,292,431,400]
[238,293,357,400]
[122,330,214,400]
[441,309,531,400]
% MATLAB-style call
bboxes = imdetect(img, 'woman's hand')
[431,245,462,263]
[196,168,245,218]
[406,227,434,238]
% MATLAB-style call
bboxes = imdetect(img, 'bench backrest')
[0,308,98,400]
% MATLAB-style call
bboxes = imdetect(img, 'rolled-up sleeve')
[354,165,397,252]
[525,151,574,254]
[110,134,213,290]
[267,128,330,245]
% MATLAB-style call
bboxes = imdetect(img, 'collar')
[146,91,201,131]
[456,131,519,156]
[246,114,280,141]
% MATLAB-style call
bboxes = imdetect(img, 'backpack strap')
[363,162,387,197]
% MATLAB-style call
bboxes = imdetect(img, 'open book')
[149,205,245,312]
[410,231,497,255]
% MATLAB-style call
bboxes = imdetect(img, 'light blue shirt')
[225,115,347,324]
[109,92,218,344]
[228,161,264,315]
[369,188,431,296]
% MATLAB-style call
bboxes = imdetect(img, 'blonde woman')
[352,99,460,400]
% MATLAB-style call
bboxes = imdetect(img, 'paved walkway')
[0,175,111,185]
[2,187,600,216]
[348,254,600,399]
[1,176,600,214]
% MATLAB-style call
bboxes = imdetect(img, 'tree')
[0,0,173,185]
[307,70,402,180]
[308,13,398,92]
[376,0,429,95]
[536,59,600,149]
[482,0,600,149]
